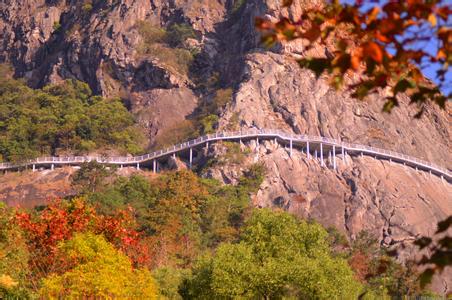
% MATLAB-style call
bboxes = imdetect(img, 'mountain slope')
[0,0,451,293]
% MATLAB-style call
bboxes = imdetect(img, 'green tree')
[183,209,362,299]
[40,232,158,299]
[0,78,143,162]
[153,267,190,300]
[71,161,111,194]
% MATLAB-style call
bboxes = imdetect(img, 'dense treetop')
[0,77,144,162]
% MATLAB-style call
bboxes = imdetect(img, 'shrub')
[82,2,93,12]
[52,21,62,32]
[166,24,197,47]
[137,21,166,46]
[232,0,246,13]
[152,120,197,149]
[199,114,218,134]
[136,21,195,76]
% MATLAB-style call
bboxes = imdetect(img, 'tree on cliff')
[256,0,451,117]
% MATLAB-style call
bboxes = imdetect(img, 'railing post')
[307,141,310,159]
[333,145,336,170]
[320,143,324,167]
[289,139,293,157]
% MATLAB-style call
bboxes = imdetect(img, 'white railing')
[0,129,450,181]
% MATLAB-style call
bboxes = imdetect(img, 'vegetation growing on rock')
[137,21,197,76]
[0,77,144,162]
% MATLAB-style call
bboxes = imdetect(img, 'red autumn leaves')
[14,198,150,288]
[256,0,451,116]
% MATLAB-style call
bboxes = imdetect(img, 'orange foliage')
[256,0,450,116]
[348,250,371,282]
[14,198,151,285]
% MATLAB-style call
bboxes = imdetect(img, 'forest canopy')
[0,77,144,162]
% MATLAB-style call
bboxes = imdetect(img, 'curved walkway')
[0,129,450,183]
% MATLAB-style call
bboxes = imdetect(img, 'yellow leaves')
[428,13,437,27]
[0,274,18,289]
[39,233,158,299]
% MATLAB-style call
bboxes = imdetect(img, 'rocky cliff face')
[0,0,451,292]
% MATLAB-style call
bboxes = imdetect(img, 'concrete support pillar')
[307,141,310,159]
[361,152,364,158]
[189,148,193,168]
[173,153,176,159]
[341,146,344,159]
[32,164,36,172]
[51,164,54,170]
[320,143,324,167]
[153,160,156,173]
[328,151,332,166]
[289,139,293,157]
[120,164,123,169]
[137,163,140,170]
[314,150,318,160]
[333,145,336,170]
[274,137,277,144]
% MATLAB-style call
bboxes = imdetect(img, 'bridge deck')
[0,129,450,182]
